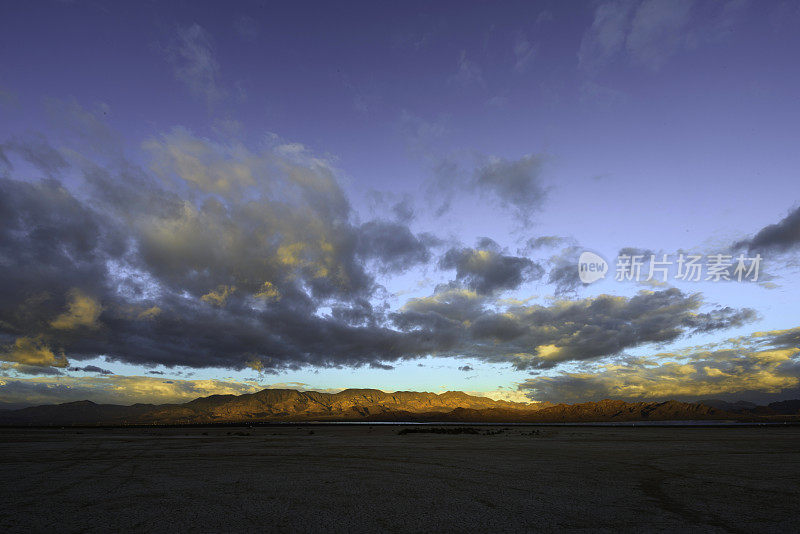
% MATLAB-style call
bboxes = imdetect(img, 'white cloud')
[166,23,223,104]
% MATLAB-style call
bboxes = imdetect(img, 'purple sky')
[1,1,799,407]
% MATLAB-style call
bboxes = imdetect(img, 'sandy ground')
[1,425,798,533]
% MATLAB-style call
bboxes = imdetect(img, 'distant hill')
[3,388,794,426]
[765,399,800,415]
[698,398,800,416]
[698,399,759,413]
[0,389,534,425]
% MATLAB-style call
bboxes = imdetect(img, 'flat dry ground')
[1,425,798,533]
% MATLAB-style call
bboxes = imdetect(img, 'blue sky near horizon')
[1,0,800,407]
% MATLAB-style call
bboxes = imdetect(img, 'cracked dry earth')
[1,425,799,533]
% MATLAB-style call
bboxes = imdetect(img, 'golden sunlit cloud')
[2,336,68,368]
[0,375,352,407]
[201,285,236,306]
[0,375,263,406]
[254,281,280,300]
[520,343,800,403]
[137,306,162,320]
[465,389,535,404]
[246,358,265,372]
[51,289,102,330]
[145,128,257,195]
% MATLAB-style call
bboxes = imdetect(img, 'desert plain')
[1,424,799,533]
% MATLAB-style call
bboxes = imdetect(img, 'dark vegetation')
[397,426,541,436]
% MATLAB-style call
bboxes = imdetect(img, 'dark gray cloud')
[68,365,114,375]
[425,152,550,222]
[356,220,436,273]
[474,155,547,220]
[618,247,655,258]
[545,245,585,295]
[734,206,800,253]
[0,105,757,378]
[0,123,444,374]
[688,306,758,332]
[428,157,461,217]
[364,191,415,223]
[391,197,415,223]
[0,177,125,341]
[524,235,571,252]
[2,364,64,376]
[439,240,543,295]
[393,287,756,370]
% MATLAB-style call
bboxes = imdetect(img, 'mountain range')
[1,388,799,426]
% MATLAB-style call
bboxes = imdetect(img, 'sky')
[1,0,800,408]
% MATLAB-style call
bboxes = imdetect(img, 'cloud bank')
[0,100,765,393]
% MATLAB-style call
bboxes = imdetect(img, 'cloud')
[524,236,572,252]
[1,133,68,175]
[578,0,638,73]
[137,306,162,320]
[399,112,450,159]
[144,127,258,195]
[0,175,122,368]
[474,155,548,221]
[758,326,800,347]
[579,0,747,73]
[544,245,585,295]
[439,240,544,294]
[68,365,114,375]
[391,197,415,223]
[734,205,800,253]
[43,98,119,157]
[625,0,695,70]
[451,51,485,88]
[618,246,655,258]
[0,375,264,406]
[2,363,64,376]
[422,147,550,222]
[1,337,67,368]
[166,23,223,103]
[519,325,800,404]
[200,285,236,307]
[355,220,436,273]
[467,388,534,404]
[393,287,755,370]
[51,290,102,330]
[0,101,759,382]
[0,116,453,375]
